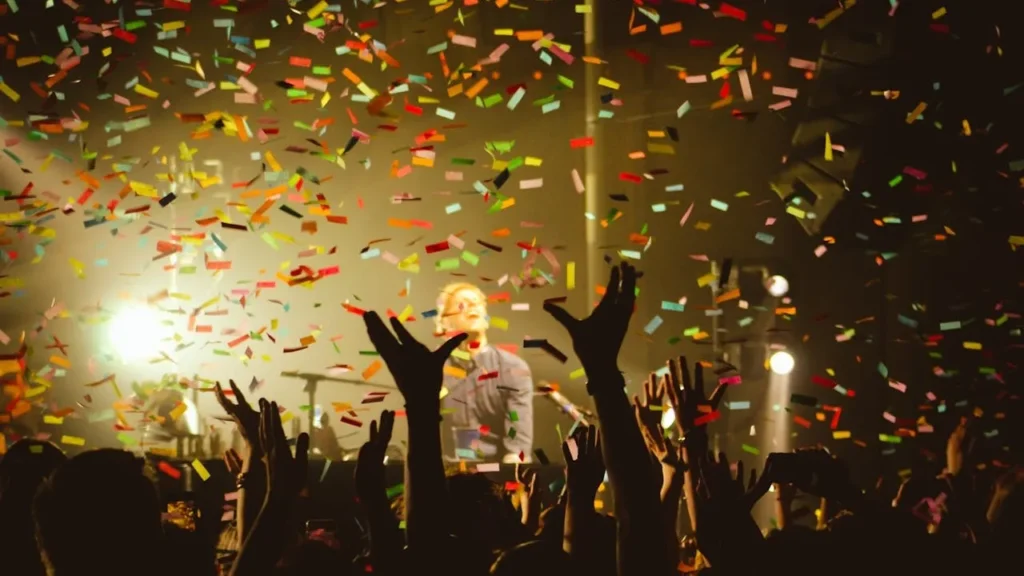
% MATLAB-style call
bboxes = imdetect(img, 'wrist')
[585,370,625,395]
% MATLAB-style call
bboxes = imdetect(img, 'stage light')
[766,275,789,297]
[661,406,676,430]
[769,350,795,375]
[108,304,167,362]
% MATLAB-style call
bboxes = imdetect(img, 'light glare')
[767,275,790,297]
[660,406,676,430]
[109,305,166,362]
[769,351,795,375]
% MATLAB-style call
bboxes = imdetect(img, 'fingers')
[748,468,758,492]
[694,361,706,401]
[543,301,578,332]
[369,419,379,444]
[295,432,310,479]
[663,361,681,409]
[708,383,727,410]
[229,379,248,410]
[587,425,599,456]
[735,459,745,485]
[561,436,575,464]
[389,315,418,347]
[679,356,692,393]
[258,399,271,454]
[379,410,395,445]
[619,262,637,311]
[654,374,667,403]
[214,382,231,411]
[595,265,621,312]
[436,331,469,360]
[224,448,242,475]
[364,311,400,358]
[271,401,287,448]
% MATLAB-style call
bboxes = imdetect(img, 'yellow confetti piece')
[567,261,576,290]
[489,316,509,330]
[963,341,982,351]
[0,83,21,102]
[169,402,188,421]
[597,77,620,90]
[191,459,211,481]
[397,304,414,322]
[824,132,833,161]
[444,365,468,379]
[61,435,86,446]
[134,84,160,99]
[569,367,586,380]
[832,430,851,439]
[44,415,64,425]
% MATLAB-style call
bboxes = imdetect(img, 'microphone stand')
[541,387,593,427]
[278,370,396,435]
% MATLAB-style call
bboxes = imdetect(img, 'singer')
[436,282,534,463]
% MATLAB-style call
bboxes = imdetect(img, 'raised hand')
[562,425,605,502]
[515,464,542,529]
[215,379,263,456]
[258,399,310,502]
[355,410,395,501]
[544,262,637,383]
[633,373,682,467]
[662,356,726,455]
[762,448,856,503]
[363,311,467,408]
[697,451,764,510]
[223,448,243,477]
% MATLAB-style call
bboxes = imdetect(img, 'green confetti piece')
[386,483,405,499]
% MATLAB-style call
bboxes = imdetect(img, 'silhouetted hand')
[662,356,726,456]
[355,410,395,501]
[775,481,797,507]
[544,263,636,384]
[258,399,310,503]
[693,451,767,568]
[633,372,682,467]
[515,464,542,529]
[762,448,856,503]
[697,451,765,511]
[562,425,605,502]
[224,448,243,477]
[216,379,262,456]
[363,311,467,408]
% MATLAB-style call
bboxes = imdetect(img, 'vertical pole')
[710,261,720,357]
[583,0,602,309]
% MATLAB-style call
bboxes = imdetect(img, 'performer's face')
[447,288,489,334]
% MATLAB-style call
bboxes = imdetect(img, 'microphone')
[538,384,592,427]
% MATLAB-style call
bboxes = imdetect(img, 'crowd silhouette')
[0,263,1019,575]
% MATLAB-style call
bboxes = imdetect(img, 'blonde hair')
[435,282,487,336]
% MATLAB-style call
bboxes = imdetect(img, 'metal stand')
[278,371,396,435]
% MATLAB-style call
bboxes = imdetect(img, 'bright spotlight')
[766,275,789,297]
[108,304,168,362]
[769,350,795,375]
[660,406,676,430]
